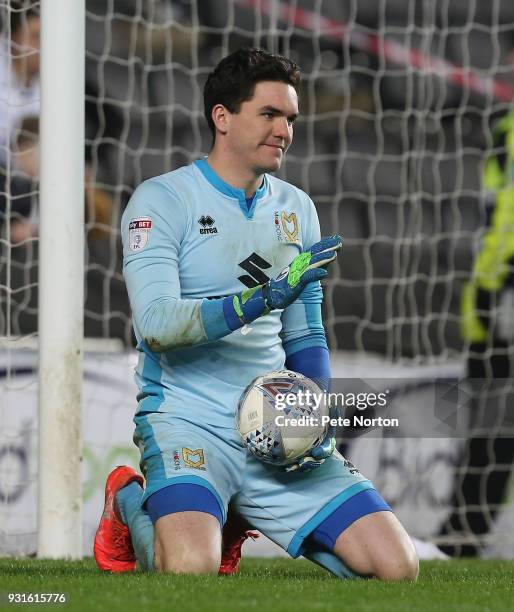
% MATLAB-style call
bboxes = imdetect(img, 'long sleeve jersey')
[121,158,329,429]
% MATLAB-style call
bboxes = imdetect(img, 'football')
[237,370,330,467]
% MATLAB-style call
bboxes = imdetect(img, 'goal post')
[37,0,85,559]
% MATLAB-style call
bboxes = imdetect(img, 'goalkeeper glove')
[285,404,339,473]
[262,234,342,310]
[225,235,342,328]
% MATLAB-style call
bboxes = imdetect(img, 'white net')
[0,0,40,555]
[1,0,514,557]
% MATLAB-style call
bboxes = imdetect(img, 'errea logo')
[198,215,218,235]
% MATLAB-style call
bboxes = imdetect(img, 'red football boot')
[219,512,259,575]
[94,465,144,572]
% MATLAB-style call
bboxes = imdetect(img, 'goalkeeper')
[94,48,418,580]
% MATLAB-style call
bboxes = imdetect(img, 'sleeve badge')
[128,217,152,251]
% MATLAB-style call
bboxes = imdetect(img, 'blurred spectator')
[0,115,38,243]
[439,96,514,555]
[0,114,123,341]
[0,3,40,161]
[1,116,114,243]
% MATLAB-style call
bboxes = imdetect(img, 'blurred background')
[0,0,512,356]
[1,0,514,558]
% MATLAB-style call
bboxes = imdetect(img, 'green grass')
[0,558,513,611]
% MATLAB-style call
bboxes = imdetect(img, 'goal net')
[1,0,513,557]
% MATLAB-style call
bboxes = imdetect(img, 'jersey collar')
[194,157,268,220]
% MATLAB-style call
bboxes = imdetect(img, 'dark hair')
[203,47,301,139]
[5,3,39,36]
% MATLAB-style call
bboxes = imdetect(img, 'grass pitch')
[0,558,513,611]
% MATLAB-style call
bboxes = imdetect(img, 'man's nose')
[273,117,291,140]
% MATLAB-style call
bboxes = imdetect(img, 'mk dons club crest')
[129,217,152,251]
[182,447,206,470]
[275,211,299,243]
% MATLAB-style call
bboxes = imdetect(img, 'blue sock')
[116,481,155,571]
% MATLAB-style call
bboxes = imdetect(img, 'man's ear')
[211,104,230,135]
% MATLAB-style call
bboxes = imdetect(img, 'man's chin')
[255,158,282,174]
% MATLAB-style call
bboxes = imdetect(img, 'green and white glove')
[262,235,342,310]
[224,235,342,329]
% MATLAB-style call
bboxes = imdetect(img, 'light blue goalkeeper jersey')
[121,158,326,429]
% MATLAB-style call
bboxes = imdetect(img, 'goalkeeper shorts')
[134,411,390,557]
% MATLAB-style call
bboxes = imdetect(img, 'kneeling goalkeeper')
[94,47,418,580]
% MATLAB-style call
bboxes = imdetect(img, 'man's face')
[12,15,41,80]
[223,80,299,175]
